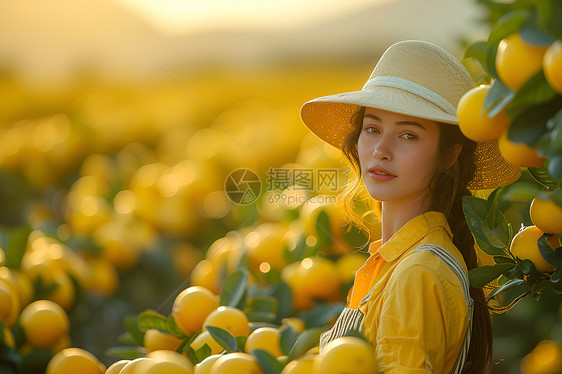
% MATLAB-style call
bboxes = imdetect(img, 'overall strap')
[413,244,474,374]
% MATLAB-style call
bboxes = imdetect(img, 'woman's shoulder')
[393,241,467,289]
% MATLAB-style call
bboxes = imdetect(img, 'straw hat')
[300,40,521,190]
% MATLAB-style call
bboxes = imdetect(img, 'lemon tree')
[458,0,562,310]
[462,0,562,179]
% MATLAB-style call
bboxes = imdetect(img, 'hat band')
[362,76,457,116]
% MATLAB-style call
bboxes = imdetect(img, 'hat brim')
[300,88,522,189]
[301,86,459,149]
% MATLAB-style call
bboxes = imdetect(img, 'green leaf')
[246,295,279,314]
[538,0,562,39]
[105,346,145,360]
[280,325,299,356]
[462,196,506,255]
[486,278,525,300]
[245,311,277,324]
[19,348,52,373]
[519,11,556,46]
[528,167,560,189]
[493,256,516,264]
[167,314,188,339]
[204,325,237,352]
[117,331,138,346]
[548,155,562,183]
[468,263,516,288]
[465,42,493,75]
[547,109,562,154]
[251,349,284,374]
[138,309,168,332]
[483,203,510,248]
[533,279,553,293]
[300,302,345,328]
[508,95,562,147]
[316,210,333,248]
[538,234,562,267]
[486,188,501,212]
[182,344,198,365]
[507,71,557,116]
[2,225,31,269]
[520,259,535,274]
[123,315,144,346]
[271,281,292,324]
[287,327,326,362]
[483,79,514,116]
[194,343,212,364]
[488,9,529,45]
[220,269,249,308]
[0,343,21,373]
[236,335,247,352]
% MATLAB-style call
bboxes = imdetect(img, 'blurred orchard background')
[1,0,561,373]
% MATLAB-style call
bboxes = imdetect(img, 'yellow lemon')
[245,327,283,358]
[46,348,105,374]
[0,278,19,327]
[281,262,313,310]
[0,267,33,308]
[314,337,377,374]
[119,357,154,374]
[144,328,183,352]
[172,286,219,336]
[299,257,341,300]
[530,196,562,234]
[457,85,509,141]
[190,260,221,295]
[498,130,545,168]
[544,40,562,94]
[209,352,263,374]
[105,360,130,374]
[510,226,559,273]
[280,318,305,334]
[281,355,316,374]
[244,222,289,271]
[145,350,194,374]
[20,300,69,348]
[496,33,548,91]
[190,330,224,355]
[203,306,250,337]
[193,354,222,374]
[86,257,119,296]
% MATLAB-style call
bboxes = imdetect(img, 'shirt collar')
[368,211,453,262]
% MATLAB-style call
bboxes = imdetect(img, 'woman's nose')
[373,137,392,161]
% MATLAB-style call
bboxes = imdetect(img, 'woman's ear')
[446,144,463,169]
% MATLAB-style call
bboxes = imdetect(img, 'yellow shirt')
[349,211,469,373]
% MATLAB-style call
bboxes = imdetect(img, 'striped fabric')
[319,307,364,348]
[413,244,474,374]
[319,244,473,374]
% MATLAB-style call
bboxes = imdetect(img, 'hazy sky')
[0,0,487,86]
[114,0,391,33]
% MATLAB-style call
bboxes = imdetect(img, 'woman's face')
[357,107,441,208]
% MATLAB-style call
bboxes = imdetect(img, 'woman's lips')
[368,167,396,182]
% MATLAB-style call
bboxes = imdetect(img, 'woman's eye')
[401,133,416,140]
[364,126,379,134]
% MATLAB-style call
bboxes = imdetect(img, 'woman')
[300,40,521,373]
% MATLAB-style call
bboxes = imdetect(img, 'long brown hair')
[341,106,493,373]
